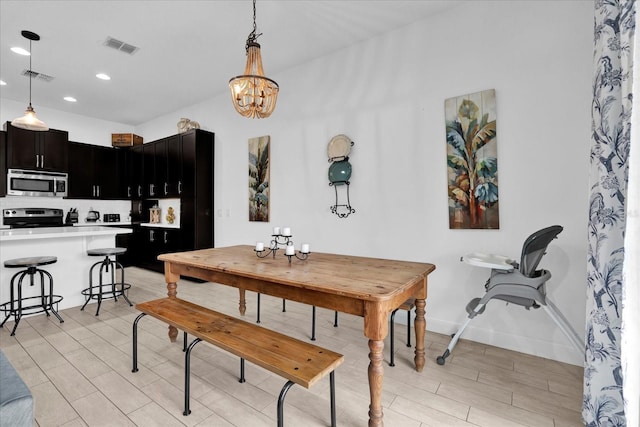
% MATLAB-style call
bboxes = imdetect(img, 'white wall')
[1,98,134,145]
[136,1,592,366]
[1,1,592,365]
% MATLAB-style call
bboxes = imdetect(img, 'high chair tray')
[461,252,515,271]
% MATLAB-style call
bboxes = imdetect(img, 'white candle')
[282,227,291,236]
[255,242,264,252]
[301,243,310,254]
[285,244,295,255]
[273,226,281,235]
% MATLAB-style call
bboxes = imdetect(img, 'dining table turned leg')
[166,278,179,342]
[367,339,384,427]
[238,289,246,316]
[414,298,426,372]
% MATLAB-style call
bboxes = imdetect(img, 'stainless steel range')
[3,208,64,228]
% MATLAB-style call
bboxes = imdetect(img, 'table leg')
[367,339,384,427]
[165,267,179,342]
[239,289,246,316]
[414,298,426,372]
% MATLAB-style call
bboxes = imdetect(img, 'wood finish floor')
[0,267,584,426]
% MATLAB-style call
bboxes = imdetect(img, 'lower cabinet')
[134,227,181,273]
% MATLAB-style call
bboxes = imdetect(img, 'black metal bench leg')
[184,338,202,416]
[132,313,147,373]
[406,310,412,347]
[277,380,295,427]
[330,371,336,427]
[282,299,286,312]
[183,332,188,352]
[239,358,246,383]
[257,293,261,323]
[334,311,339,327]
[311,306,316,341]
[389,309,398,367]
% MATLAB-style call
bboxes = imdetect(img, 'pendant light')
[229,0,279,119]
[11,30,49,131]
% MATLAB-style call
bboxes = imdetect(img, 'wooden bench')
[132,297,344,426]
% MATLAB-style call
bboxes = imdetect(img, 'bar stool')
[80,248,132,316]
[0,256,64,336]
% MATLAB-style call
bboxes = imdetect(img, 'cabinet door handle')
[138,185,142,197]
[149,229,154,242]
[36,155,39,168]
[164,182,168,195]
[92,185,95,197]
[164,231,168,244]
[96,186,100,197]
[127,186,131,198]
[149,184,154,196]
[40,155,44,168]
[178,181,182,194]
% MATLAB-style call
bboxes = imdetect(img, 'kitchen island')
[0,226,132,312]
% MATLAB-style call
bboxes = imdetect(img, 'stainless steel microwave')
[7,169,68,197]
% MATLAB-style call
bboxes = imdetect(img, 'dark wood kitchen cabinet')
[127,129,214,273]
[136,226,182,273]
[4,122,68,172]
[0,131,6,197]
[67,142,119,199]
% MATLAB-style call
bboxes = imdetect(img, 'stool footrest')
[0,295,63,315]
[81,283,131,301]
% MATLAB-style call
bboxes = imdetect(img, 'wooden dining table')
[158,245,436,426]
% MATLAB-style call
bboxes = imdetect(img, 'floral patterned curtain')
[584,1,636,426]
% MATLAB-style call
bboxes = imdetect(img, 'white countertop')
[140,222,180,229]
[74,221,133,227]
[0,225,132,242]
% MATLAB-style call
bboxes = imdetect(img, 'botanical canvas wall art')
[445,89,499,229]
[249,135,270,222]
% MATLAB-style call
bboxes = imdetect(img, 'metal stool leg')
[116,261,133,306]
[41,269,63,323]
[81,261,101,312]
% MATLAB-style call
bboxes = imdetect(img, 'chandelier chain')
[246,0,262,51]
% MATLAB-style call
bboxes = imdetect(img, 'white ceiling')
[0,0,462,126]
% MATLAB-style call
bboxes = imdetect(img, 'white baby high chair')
[436,225,583,365]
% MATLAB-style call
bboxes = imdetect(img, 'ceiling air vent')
[104,36,139,55]
[21,69,54,82]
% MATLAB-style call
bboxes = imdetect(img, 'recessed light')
[11,47,30,56]
[0,80,6,86]
[96,73,111,81]
[64,96,77,102]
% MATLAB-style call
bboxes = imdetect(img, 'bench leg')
[183,332,188,352]
[277,380,295,427]
[330,371,337,427]
[239,358,246,383]
[311,306,316,341]
[257,293,261,323]
[184,338,202,416]
[334,311,339,327]
[132,313,147,373]
[406,310,412,347]
[389,309,398,367]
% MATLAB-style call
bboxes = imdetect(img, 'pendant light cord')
[28,38,33,106]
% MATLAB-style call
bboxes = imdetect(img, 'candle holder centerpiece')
[255,227,310,263]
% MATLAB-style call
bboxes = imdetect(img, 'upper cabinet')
[4,122,68,172]
[67,141,121,199]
